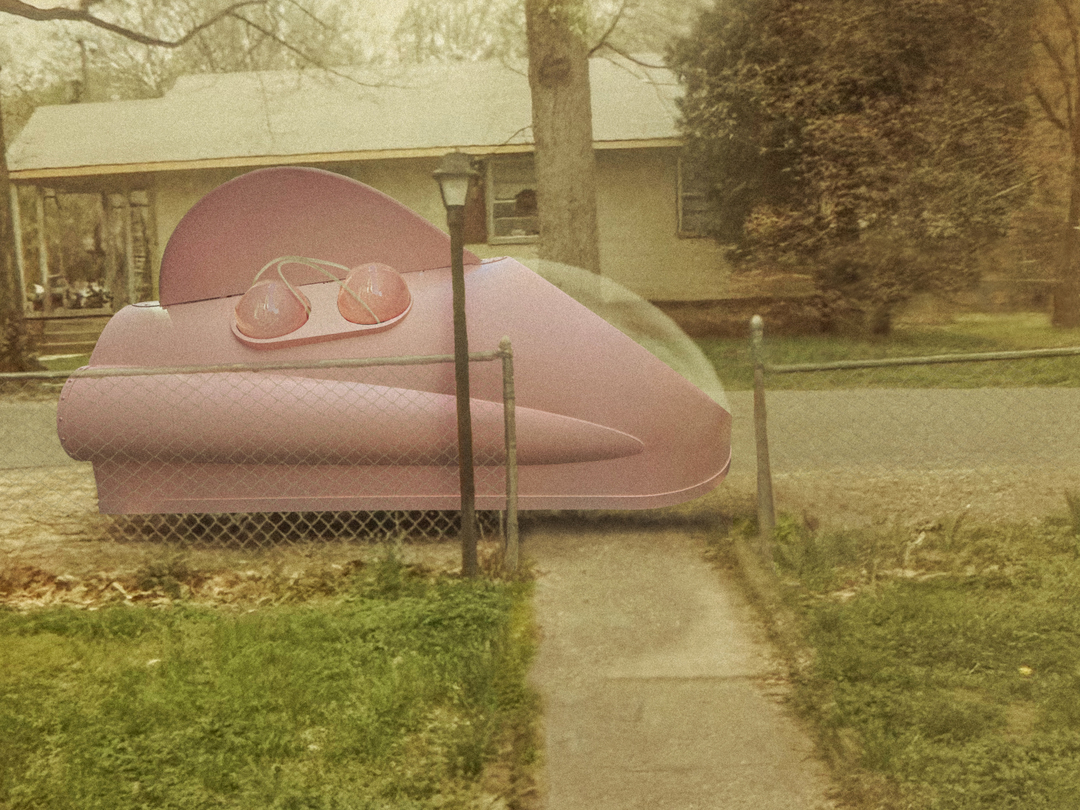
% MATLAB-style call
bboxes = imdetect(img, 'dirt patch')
[718,464,1079,531]
[0,538,510,611]
[773,466,1078,529]
[4,458,1074,610]
[0,462,512,609]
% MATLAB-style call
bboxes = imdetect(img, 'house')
[7,56,729,333]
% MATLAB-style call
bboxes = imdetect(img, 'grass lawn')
[38,354,91,372]
[722,510,1080,809]
[0,549,538,810]
[697,312,1080,390]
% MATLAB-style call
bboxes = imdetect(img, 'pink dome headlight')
[234,279,311,339]
[338,263,412,325]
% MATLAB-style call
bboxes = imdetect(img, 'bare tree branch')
[230,12,393,88]
[1054,0,1080,88]
[499,124,533,145]
[284,0,330,31]
[1031,83,1069,133]
[0,0,268,48]
[1035,25,1076,133]
[592,41,665,69]
[588,0,628,56]
[0,0,272,48]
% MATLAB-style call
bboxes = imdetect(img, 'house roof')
[9,56,683,181]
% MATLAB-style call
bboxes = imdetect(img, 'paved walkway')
[526,521,834,810]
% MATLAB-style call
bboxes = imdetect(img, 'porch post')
[9,185,25,313]
[100,193,117,302]
[35,186,49,314]
[143,187,160,301]
[121,192,136,306]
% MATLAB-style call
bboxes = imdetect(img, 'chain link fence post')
[751,315,776,559]
[499,337,519,574]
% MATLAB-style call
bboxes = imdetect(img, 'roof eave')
[8,138,683,183]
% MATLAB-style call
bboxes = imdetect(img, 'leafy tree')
[670,0,1036,333]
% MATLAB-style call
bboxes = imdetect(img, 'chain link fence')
[1,347,518,561]
[747,315,1080,542]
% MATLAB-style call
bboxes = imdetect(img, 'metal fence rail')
[763,344,1080,373]
[1,345,519,567]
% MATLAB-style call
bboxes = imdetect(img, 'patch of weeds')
[772,514,864,592]
[1065,489,1080,534]
[762,511,1080,809]
[341,539,438,602]
[0,564,539,810]
[134,554,193,600]
[703,516,753,569]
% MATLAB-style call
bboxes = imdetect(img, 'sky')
[0,0,704,117]
[0,0,419,99]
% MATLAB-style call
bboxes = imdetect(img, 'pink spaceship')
[57,167,731,514]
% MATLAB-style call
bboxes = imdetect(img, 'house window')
[486,155,539,244]
[677,158,710,237]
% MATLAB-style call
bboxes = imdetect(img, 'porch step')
[28,312,112,357]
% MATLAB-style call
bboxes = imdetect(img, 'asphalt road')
[7,387,1080,473]
[726,387,1080,474]
[0,401,75,469]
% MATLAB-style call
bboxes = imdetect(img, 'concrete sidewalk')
[526,522,834,810]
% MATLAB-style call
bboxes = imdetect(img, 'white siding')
[150,151,729,304]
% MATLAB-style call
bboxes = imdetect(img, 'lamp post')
[434,151,480,577]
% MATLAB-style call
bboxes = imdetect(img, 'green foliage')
[0,556,537,810]
[771,513,1080,808]
[669,0,1037,324]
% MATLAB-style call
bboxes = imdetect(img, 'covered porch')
[9,170,157,355]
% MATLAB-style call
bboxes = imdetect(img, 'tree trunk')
[0,64,33,371]
[1052,138,1080,327]
[525,0,601,273]
[0,65,16,319]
